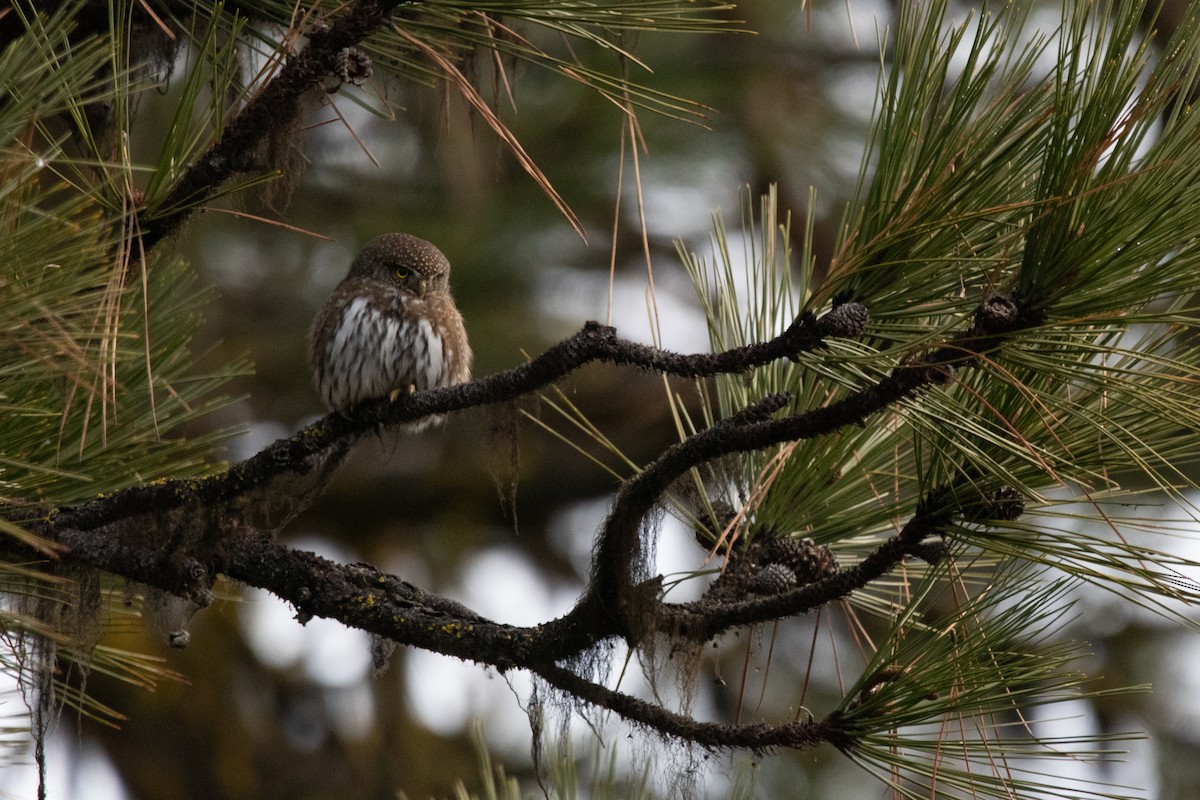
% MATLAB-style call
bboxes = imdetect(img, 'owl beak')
[414,277,429,298]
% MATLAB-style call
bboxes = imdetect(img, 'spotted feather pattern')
[308,233,472,415]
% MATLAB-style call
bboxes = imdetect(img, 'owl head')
[347,232,451,298]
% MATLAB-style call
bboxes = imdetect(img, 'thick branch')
[50,317,831,534]
[36,518,612,670]
[16,466,1010,698]
[221,529,550,668]
[586,294,1041,634]
[23,487,950,675]
[5,296,1043,756]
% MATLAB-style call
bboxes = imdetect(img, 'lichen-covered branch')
[12,478,954,689]
[656,494,956,640]
[585,292,1041,638]
[6,293,1043,752]
[140,0,405,252]
[534,662,850,752]
[48,315,837,535]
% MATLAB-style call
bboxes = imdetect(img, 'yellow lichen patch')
[438,623,474,638]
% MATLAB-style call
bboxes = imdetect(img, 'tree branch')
[534,662,850,752]
[656,493,955,640]
[20,479,956,679]
[140,0,405,252]
[49,315,835,535]
[5,293,1044,752]
[585,291,1040,636]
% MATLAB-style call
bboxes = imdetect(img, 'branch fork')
[11,292,1042,751]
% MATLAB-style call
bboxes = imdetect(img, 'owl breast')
[314,295,459,412]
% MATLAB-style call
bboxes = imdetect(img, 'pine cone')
[750,563,799,595]
[985,485,1025,520]
[762,536,840,583]
[335,47,373,86]
[975,293,1019,332]
[817,302,870,338]
[962,484,1026,521]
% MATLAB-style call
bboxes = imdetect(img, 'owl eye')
[394,268,410,280]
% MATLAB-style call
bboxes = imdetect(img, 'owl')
[308,233,472,418]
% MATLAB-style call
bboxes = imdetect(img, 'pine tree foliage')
[0,0,739,793]
[3,0,1200,798]
[152,0,734,233]
[644,0,1200,795]
[0,2,244,783]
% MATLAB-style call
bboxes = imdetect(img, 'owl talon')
[387,385,417,402]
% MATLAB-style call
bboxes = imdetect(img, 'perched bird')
[308,233,472,417]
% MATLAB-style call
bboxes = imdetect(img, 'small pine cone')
[963,484,1026,521]
[761,536,802,565]
[920,361,955,385]
[985,485,1025,520]
[750,563,799,595]
[975,293,1019,332]
[762,536,840,583]
[798,538,840,582]
[817,302,870,338]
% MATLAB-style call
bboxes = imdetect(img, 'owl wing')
[424,295,473,386]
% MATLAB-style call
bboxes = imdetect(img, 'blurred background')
[3,0,1200,798]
